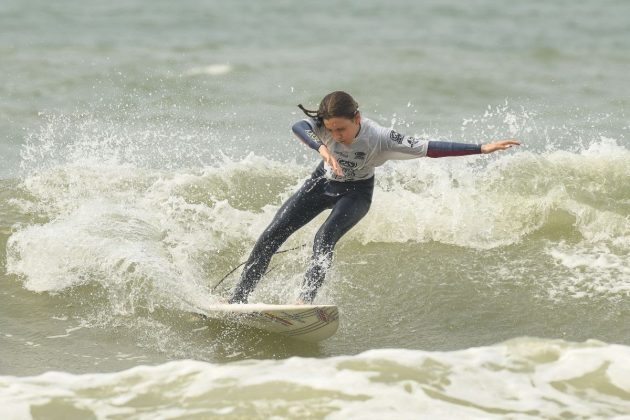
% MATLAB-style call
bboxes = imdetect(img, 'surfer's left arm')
[382,125,519,158]
[426,139,520,157]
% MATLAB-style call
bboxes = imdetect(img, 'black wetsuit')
[229,116,481,303]
[229,162,373,303]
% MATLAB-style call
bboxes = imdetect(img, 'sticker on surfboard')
[199,304,339,342]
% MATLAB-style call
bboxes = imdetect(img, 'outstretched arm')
[426,139,520,157]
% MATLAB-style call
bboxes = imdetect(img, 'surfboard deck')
[199,304,339,342]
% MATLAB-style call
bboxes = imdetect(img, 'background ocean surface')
[2,0,630,418]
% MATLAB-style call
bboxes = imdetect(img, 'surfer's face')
[323,113,360,145]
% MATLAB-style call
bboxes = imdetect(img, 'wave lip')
[6,132,630,308]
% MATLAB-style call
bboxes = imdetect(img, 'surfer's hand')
[318,145,343,176]
[481,139,521,154]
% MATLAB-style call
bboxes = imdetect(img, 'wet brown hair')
[297,91,359,121]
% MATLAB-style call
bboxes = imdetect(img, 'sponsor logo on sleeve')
[406,137,420,147]
[389,130,404,144]
[305,129,321,143]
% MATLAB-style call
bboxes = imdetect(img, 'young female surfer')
[229,91,520,304]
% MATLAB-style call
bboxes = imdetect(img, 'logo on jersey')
[338,158,357,168]
[389,130,404,144]
[342,167,356,178]
[354,152,366,160]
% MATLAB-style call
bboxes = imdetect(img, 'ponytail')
[297,91,359,122]
[297,104,320,119]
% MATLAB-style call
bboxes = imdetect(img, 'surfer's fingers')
[482,139,520,153]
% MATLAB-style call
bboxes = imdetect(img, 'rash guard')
[292,117,482,182]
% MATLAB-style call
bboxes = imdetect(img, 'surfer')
[229,91,520,304]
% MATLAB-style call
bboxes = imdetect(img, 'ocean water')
[2,0,630,418]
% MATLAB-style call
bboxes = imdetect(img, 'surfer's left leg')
[299,193,371,303]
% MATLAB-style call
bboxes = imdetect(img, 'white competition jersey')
[306,117,429,182]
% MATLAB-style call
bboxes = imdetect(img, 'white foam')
[546,242,630,300]
[1,338,629,419]
[7,149,309,314]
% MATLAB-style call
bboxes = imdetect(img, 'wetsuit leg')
[229,175,333,303]
[299,192,372,303]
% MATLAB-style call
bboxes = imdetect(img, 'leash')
[211,243,307,292]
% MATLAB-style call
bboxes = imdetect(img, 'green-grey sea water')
[2,0,630,418]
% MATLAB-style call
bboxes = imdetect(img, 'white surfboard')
[200,304,339,342]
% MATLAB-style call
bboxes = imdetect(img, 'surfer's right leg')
[229,173,331,303]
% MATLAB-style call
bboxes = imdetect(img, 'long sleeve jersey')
[292,117,481,182]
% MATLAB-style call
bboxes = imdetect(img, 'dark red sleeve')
[426,141,481,158]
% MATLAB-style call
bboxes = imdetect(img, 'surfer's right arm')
[292,120,343,176]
